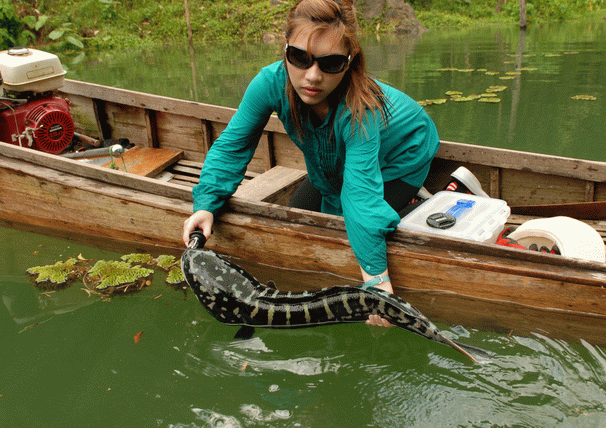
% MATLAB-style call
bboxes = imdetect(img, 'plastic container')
[0,48,66,93]
[508,216,605,262]
[398,191,510,243]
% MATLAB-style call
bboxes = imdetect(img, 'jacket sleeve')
[339,112,402,275]
[192,70,276,214]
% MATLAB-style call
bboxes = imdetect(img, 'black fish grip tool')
[188,230,207,249]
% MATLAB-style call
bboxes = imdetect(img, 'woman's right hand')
[183,210,214,246]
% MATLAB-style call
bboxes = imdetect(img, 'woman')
[182,0,440,327]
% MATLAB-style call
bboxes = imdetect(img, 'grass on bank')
[1,0,605,52]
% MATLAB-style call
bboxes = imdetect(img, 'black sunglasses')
[285,44,350,74]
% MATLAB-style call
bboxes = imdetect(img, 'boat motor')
[0,47,74,154]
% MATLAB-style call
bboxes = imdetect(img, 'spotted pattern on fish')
[181,248,486,362]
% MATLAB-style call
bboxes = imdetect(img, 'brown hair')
[284,0,388,140]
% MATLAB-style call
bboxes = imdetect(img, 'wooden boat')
[2,79,606,344]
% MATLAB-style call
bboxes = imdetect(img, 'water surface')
[1,226,606,427]
[62,19,606,161]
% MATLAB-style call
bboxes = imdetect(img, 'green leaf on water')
[166,266,185,285]
[27,258,82,286]
[155,255,177,270]
[570,95,597,101]
[86,260,153,290]
[486,85,508,92]
[121,253,154,264]
[478,97,501,103]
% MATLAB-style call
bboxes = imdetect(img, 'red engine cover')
[0,97,74,154]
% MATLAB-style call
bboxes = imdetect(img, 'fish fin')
[234,325,256,340]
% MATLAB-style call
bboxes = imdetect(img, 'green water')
[3,19,606,427]
[2,227,606,427]
[61,19,606,162]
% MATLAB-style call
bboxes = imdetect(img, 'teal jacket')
[193,61,440,275]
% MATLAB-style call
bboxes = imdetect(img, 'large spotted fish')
[181,233,490,363]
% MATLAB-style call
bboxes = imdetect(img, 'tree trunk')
[519,0,527,29]
[494,0,505,14]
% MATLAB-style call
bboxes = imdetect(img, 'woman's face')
[285,26,349,118]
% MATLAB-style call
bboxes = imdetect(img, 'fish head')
[181,248,258,306]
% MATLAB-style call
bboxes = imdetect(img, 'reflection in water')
[169,301,606,427]
[354,333,606,427]
[168,322,606,427]
[63,18,606,162]
[1,274,98,333]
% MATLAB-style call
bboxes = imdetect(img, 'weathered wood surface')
[233,166,307,204]
[101,146,183,177]
[511,201,606,220]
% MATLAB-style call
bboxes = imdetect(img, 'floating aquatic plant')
[445,90,463,96]
[151,255,186,287]
[27,258,85,289]
[84,260,154,291]
[155,254,178,270]
[121,253,154,265]
[478,97,501,103]
[486,85,508,92]
[499,76,516,80]
[28,252,189,297]
[571,95,597,101]
[166,266,185,285]
[485,71,500,75]
[418,98,447,107]
[452,94,482,102]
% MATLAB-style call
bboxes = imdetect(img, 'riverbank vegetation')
[1,0,605,52]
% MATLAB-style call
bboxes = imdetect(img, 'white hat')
[508,216,605,263]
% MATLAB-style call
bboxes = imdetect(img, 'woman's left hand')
[363,278,394,328]
[366,314,393,328]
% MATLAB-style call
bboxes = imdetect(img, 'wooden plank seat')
[166,160,261,188]
[234,166,307,204]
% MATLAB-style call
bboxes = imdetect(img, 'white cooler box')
[398,191,510,243]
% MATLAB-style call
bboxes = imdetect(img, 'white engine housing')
[0,47,66,93]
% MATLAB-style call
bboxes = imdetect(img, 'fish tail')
[451,340,494,363]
